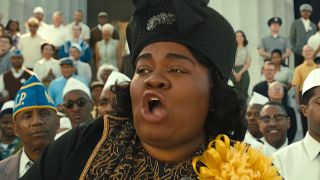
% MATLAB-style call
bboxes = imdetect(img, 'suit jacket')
[290,19,317,54]
[0,150,21,180]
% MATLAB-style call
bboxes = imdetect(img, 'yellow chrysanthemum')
[192,135,282,180]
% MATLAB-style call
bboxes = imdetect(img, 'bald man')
[268,81,297,143]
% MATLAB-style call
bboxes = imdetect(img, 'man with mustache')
[258,101,290,156]
[273,68,320,180]
[62,77,93,128]
[0,75,59,179]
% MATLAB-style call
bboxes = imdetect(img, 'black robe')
[21,116,205,180]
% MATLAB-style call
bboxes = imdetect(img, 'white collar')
[263,138,288,155]
[10,67,25,74]
[19,148,33,178]
[245,131,265,142]
[97,24,103,31]
[301,18,310,23]
[303,132,320,161]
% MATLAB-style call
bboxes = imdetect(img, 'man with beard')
[0,76,59,179]
[62,77,93,128]
[0,49,32,100]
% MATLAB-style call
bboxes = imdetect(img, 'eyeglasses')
[63,98,88,109]
[29,25,39,28]
[259,114,288,123]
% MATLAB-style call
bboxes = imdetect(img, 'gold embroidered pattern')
[81,116,206,179]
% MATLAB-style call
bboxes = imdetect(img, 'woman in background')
[95,24,122,70]
[4,19,21,47]
[231,30,251,99]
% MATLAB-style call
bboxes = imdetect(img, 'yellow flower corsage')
[192,134,282,180]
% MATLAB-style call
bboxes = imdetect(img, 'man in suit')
[0,75,59,179]
[290,3,317,67]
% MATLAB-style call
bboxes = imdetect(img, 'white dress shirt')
[33,58,61,82]
[243,131,264,149]
[43,24,67,47]
[25,21,49,40]
[301,18,312,32]
[0,67,29,95]
[19,149,33,178]
[262,138,288,156]
[18,33,46,69]
[65,22,90,41]
[273,132,320,180]
[308,32,320,58]
[73,59,91,83]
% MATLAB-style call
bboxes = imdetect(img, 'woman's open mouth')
[141,91,168,122]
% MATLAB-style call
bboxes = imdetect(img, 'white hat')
[97,64,119,82]
[33,6,44,14]
[98,11,108,17]
[302,69,320,96]
[70,43,82,53]
[0,100,14,115]
[103,71,131,91]
[249,92,269,106]
[300,4,313,12]
[63,78,91,99]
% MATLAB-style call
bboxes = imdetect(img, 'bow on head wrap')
[127,0,236,81]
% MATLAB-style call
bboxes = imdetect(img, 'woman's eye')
[136,67,151,74]
[168,68,185,73]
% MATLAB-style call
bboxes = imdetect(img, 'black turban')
[126,0,236,82]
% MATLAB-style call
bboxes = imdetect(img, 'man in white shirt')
[308,20,320,64]
[33,43,61,87]
[32,7,48,39]
[258,101,290,156]
[273,69,320,180]
[0,75,59,179]
[290,4,317,67]
[43,11,66,52]
[18,17,46,70]
[243,92,268,149]
[69,44,92,83]
[65,10,90,42]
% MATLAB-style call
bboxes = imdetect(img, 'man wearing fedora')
[290,3,317,67]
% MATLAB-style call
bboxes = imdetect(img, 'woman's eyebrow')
[166,53,195,65]
[136,53,152,62]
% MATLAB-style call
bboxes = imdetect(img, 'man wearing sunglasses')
[62,77,93,128]
[258,101,290,156]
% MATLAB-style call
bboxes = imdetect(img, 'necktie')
[25,161,33,171]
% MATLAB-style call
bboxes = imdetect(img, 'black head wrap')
[126,0,236,81]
